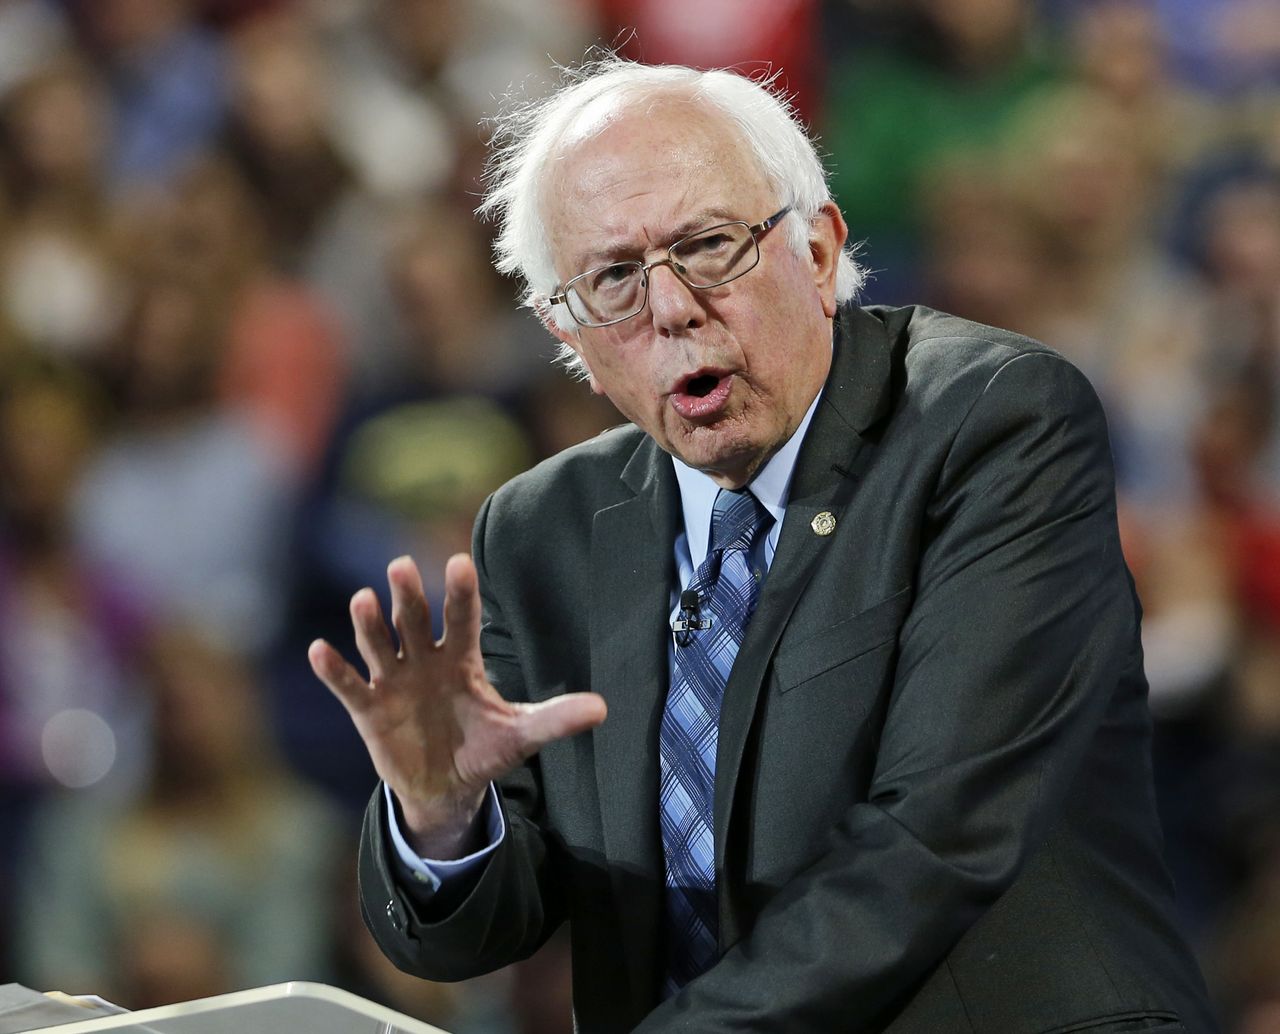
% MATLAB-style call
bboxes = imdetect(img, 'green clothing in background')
[824,43,1062,294]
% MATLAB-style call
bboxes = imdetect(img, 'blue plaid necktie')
[660,487,773,996]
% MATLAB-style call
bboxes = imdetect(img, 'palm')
[310,554,606,856]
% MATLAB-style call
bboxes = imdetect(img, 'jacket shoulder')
[865,304,1097,419]
[887,304,1064,372]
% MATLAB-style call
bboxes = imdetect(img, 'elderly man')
[309,59,1217,1033]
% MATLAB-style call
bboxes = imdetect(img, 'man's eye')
[681,232,733,255]
[591,264,636,291]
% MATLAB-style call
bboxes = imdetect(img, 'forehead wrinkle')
[578,205,750,272]
[580,179,720,263]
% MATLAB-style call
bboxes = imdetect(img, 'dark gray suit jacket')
[359,305,1218,1033]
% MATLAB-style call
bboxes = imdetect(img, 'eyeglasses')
[549,205,792,328]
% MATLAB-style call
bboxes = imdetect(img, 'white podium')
[9,983,452,1034]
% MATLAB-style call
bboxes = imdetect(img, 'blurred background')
[0,0,1277,1031]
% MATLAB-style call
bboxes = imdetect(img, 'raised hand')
[309,553,607,859]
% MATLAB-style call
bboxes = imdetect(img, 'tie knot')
[709,489,772,555]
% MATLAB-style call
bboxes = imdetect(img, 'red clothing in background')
[595,0,822,127]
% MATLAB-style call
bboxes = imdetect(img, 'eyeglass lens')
[567,221,759,326]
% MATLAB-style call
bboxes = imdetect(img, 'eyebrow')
[575,207,741,270]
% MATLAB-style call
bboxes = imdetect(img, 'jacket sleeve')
[636,351,1142,1032]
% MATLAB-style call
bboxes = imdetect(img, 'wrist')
[395,787,487,860]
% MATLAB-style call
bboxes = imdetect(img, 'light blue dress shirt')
[386,388,825,890]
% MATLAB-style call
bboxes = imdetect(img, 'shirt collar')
[671,385,824,564]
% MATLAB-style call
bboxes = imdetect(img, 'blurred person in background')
[314,0,596,151]
[299,396,535,672]
[1186,173,1280,741]
[0,358,151,977]
[1138,169,1280,733]
[13,621,344,1006]
[302,0,597,397]
[380,200,551,402]
[286,195,592,641]
[823,0,1062,301]
[221,12,359,275]
[1193,175,1280,473]
[69,155,344,653]
[0,58,128,365]
[69,241,294,655]
[1069,0,1219,174]
[998,84,1208,513]
[1034,0,1280,96]
[1119,386,1256,944]
[219,8,405,399]
[65,0,229,195]
[595,0,824,126]
[519,374,624,462]
[917,152,1053,339]
[160,156,348,475]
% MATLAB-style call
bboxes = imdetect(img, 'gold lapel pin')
[811,511,837,536]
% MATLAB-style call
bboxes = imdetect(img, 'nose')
[644,260,705,336]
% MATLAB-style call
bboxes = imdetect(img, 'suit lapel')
[713,305,897,944]
[590,435,679,1011]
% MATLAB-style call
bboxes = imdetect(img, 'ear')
[808,202,848,319]
[535,299,604,394]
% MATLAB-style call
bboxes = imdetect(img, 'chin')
[675,437,765,485]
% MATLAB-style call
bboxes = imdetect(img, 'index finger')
[440,553,482,657]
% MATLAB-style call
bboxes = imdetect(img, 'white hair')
[478,55,865,379]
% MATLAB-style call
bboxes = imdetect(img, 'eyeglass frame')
[547,205,794,329]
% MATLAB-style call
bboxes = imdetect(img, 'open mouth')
[670,369,734,420]
[685,373,720,398]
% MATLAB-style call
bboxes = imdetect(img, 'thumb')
[515,692,607,756]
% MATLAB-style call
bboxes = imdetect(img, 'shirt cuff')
[383,781,505,893]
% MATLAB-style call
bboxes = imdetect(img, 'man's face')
[544,96,846,488]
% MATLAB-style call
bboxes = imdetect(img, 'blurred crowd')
[0,0,1277,1031]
